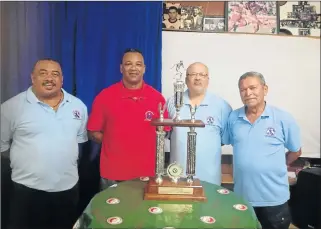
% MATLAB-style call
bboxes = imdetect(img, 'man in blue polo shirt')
[1,58,88,229]
[167,62,232,185]
[228,71,302,229]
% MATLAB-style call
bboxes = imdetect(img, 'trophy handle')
[158,102,167,122]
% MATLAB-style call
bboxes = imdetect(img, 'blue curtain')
[73,1,163,112]
[0,2,75,102]
[1,1,163,110]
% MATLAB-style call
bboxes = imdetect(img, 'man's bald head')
[186,62,209,77]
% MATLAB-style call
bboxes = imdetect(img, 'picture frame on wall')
[179,5,204,31]
[226,1,278,34]
[279,1,320,37]
[162,2,182,30]
[203,17,225,32]
[162,1,226,32]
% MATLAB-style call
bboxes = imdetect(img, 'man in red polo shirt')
[87,48,169,190]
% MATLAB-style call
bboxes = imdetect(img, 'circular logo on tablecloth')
[106,198,120,205]
[107,216,123,225]
[200,216,216,224]
[140,177,149,181]
[148,207,163,214]
[217,189,230,194]
[233,204,248,211]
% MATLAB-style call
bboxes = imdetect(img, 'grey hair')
[238,71,266,88]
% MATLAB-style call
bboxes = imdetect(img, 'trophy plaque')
[144,72,207,202]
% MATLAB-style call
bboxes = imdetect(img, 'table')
[73,178,261,229]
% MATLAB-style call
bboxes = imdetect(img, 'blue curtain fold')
[73,1,163,111]
[0,2,76,102]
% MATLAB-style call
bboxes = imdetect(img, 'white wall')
[162,31,320,158]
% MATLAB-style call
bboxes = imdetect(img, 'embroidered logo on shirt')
[145,111,154,121]
[206,116,215,125]
[73,110,81,120]
[265,127,276,137]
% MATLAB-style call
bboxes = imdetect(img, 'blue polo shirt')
[0,87,88,192]
[167,90,232,185]
[228,104,301,207]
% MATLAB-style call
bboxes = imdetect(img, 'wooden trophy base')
[151,118,205,128]
[144,177,207,202]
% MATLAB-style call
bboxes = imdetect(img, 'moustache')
[42,81,56,86]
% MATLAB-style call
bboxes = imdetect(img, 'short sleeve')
[77,105,89,143]
[1,102,14,152]
[226,112,235,146]
[221,101,233,145]
[87,92,105,131]
[283,114,301,152]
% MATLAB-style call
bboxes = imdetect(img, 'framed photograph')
[227,1,278,34]
[279,1,320,36]
[162,1,226,32]
[203,17,225,32]
[180,5,204,31]
[162,2,182,30]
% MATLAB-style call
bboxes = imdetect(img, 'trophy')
[172,60,185,122]
[173,79,184,121]
[144,65,206,202]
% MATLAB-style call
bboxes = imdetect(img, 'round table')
[74,178,261,229]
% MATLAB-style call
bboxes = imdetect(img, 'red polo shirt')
[87,81,169,180]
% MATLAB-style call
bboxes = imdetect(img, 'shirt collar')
[238,102,271,118]
[183,89,209,106]
[26,86,72,104]
[119,80,146,99]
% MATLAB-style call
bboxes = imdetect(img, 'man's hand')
[88,131,103,144]
[286,148,302,166]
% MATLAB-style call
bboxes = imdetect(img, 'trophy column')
[154,103,166,185]
[186,106,197,184]
[173,79,184,122]
[155,126,166,184]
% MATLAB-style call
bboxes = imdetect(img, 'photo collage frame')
[162,1,321,37]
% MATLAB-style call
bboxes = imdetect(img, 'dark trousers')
[254,202,291,229]
[1,156,12,229]
[8,181,79,229]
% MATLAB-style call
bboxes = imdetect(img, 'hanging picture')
[203,17,225,32]
[162,2,182,30]
[279,1,320,36]
[162,2,226,32]
[178,5,204,31]
[227,1,277,34]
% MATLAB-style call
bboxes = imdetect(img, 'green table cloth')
[74,178,261,229]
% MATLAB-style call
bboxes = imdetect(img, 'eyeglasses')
[187,72,208,79]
